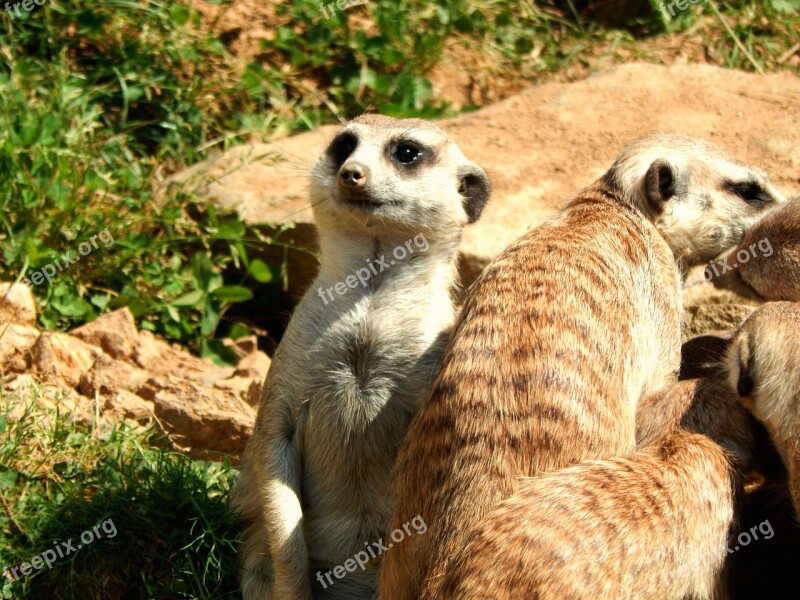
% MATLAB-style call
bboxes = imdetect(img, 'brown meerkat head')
[309,114,490,237]
[725,302,800,458]
[607,133,785,270]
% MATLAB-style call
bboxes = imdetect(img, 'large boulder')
[180,64,800,297]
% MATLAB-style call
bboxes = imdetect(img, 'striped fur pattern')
[379,134,783,600]
[436,378,754,600]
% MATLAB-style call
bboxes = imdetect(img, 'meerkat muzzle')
[339,162,369,189]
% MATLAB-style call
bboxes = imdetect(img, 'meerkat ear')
[732,335,755,398]
[458,166,491,224]
[644,159,677,211]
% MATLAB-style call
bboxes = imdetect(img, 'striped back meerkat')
[726,301,800,516]
[379,134,784,600]
[711,197,800,301]
[230,115,490,600]
[436,378,755,599]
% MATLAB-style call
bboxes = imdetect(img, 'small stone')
[72,307,139,359]
[0,282,37,326]
[30,332,96,387]
[235,350,271,381]
[0,323,40,372]
[153,383,255,455]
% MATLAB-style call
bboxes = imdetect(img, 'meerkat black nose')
[339,163,368,189]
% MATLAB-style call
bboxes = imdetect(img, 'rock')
[681,304,755,343]
[7,317,258,457]
[30,332,97,387]
[246,379,262,407]
[4,373,38,394]
[105,390,154,421]
[214,376,263,406]
[133,329,168,371]
[235,349,271,381]
[78,353,150,398]
[0,323,40,372]
[133,330,235,385]
[179,64,800,294]
[224,335,259,359]
[71,307,139,359]
[153,383,255,456]
[0,282,37,326]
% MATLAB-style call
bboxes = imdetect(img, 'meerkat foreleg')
[260,402,312,599]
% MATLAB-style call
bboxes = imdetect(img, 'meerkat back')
[380,134,785,600]
[437,378,756,600]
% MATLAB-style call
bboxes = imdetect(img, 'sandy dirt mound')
[182,63,800,290]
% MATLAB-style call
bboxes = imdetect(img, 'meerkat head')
[608,133,785,270]
[725,302,800,462]
[309,114,490,238]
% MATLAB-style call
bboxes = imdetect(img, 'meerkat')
[711,197,800,301]
[379,133,784,600]
[436,378,755,599]
[230,115,490,600]
[726,301,800,517]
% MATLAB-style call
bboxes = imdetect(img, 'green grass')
[0,383,240,599]
[1,0,799,360]
[1,0,799,597]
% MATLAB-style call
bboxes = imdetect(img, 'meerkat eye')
[727,181,770,206]
[327,133,358,170]
[394,143,422,164]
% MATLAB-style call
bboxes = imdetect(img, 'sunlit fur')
[379,133,780,600]
[726,302,800,517]
[609,133,785,272]
[712,197,800,301]
[230,114,489,600]
[437,379,754,600]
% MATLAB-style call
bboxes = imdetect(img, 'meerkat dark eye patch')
[726,181,771,207]
[458,167,491,224]
[644,159,677,211]
[327,132,359,171]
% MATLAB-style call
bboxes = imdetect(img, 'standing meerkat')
[711,197,800,301]
[230,115,490,599]
[379,134,784,600]
[436,378,755,599]
[726,301,800,516]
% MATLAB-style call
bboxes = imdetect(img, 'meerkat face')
[725,303,800,457]
[310,115,490,235]
[609,133,785,269]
